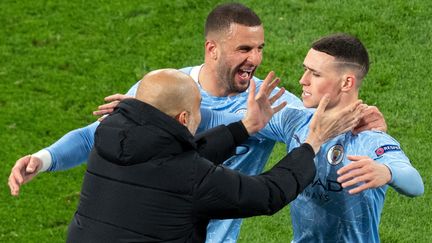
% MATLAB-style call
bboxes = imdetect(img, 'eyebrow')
[237,43,265,50]
[303,64,320,73]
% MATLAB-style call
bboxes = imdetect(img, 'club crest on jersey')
[375,144,401,156]
[327,144,344,165]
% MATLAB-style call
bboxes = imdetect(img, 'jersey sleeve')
[359,132,424,197]
[258,106,311,143]
[198,108,243,132]
[44,81,141,171]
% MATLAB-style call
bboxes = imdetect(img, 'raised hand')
[242,71,287,134]
[305,95,366,153]
[336,155,391,194]
[8,155,43,196]
[93,93,133,117]
[352,105,387,135]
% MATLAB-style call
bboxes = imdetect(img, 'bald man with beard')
[66,69,364,243]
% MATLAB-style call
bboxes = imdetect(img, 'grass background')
[1,0,430,242]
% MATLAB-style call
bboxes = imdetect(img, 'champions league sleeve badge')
[327,144,344,165]
[375,144,401,156]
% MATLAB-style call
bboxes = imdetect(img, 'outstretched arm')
[8,81,140,196]
[8,122,98,196]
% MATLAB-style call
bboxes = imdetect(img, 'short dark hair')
[312,34,369,81]
[205,3,262,37]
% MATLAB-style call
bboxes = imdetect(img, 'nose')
[299,71,310,86]
[247,49,262,66]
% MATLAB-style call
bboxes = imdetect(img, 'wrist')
[241,118,258,135]
[304,133,323,154]
[32,149,52,173]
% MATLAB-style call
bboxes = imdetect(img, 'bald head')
[136,69,200,117]
[136,69,202,134]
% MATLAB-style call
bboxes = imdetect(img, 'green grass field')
[1,0,430,242]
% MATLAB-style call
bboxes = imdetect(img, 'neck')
[326,91,359,112]
[198,64,233,97]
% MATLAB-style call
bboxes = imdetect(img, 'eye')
[312,72,321,77]
[237,46,252,53]
[240,48,251,53]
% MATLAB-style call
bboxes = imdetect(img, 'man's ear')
[205,39,218,60]
[175,111,189,127]
[341,74,356,92]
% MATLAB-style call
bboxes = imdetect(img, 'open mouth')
[237,67,254,81]
[302,90,311,97]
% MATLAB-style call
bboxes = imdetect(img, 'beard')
[216,62,252,95]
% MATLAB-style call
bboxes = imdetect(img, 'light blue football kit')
[41,65,423,242]
[257,106,424,243]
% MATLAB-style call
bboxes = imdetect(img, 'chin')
[302,101,316,108]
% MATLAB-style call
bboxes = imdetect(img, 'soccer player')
[256,34,424,242]
[8,3,387,243]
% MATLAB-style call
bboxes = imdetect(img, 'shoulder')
[349,131,404,158]
[179,66,193,75]
[353,131,400,145]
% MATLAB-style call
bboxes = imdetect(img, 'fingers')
[269,87,285,104]
[347,182,373,194]
[8,155,31,196]
[26,157,42,174]
[340,99,363,116]
[315,94,330,115]
[337,164,370,184]
[104,93,129,102]
[8,175,20,196]
[341,174,371,189]
[266,78,281,97]
[93,108,115,116]
[98,101,120,111]
[336,155,391,194]
[247,79,256,104]
[353,120,387,134]
[262,71,275,88]
[260,71,283,97]
[93,101,119,116]
[94,94,131,116]
[273,101,287,114]
[353,105,387,134]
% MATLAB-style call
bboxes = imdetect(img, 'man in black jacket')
[67,69,363,242]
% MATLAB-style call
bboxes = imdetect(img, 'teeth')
[303,91,311,96]
[240,72,249,78]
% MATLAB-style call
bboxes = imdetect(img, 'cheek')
[314,81,335,97]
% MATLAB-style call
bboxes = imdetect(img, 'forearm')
[195,143,316,219]
[42,122,98,171]
[385,161,424,197]
[194,121,249,165]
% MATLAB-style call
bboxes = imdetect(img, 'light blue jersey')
[44,65,303,242]
[259,106,424,243]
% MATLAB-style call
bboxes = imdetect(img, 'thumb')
[315,94,330,115]
[247,79,256,104]
[26,157,40,173]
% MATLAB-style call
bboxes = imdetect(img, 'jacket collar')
[115,99,197,150]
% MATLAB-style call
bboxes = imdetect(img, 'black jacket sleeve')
[194,121,249,165]
[193,143,316,219]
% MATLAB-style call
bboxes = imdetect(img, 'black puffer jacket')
[67,99,316,243]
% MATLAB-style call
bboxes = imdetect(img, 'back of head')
[312,34,369,85]
[205,3,261,37]
[136,69,200,118]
